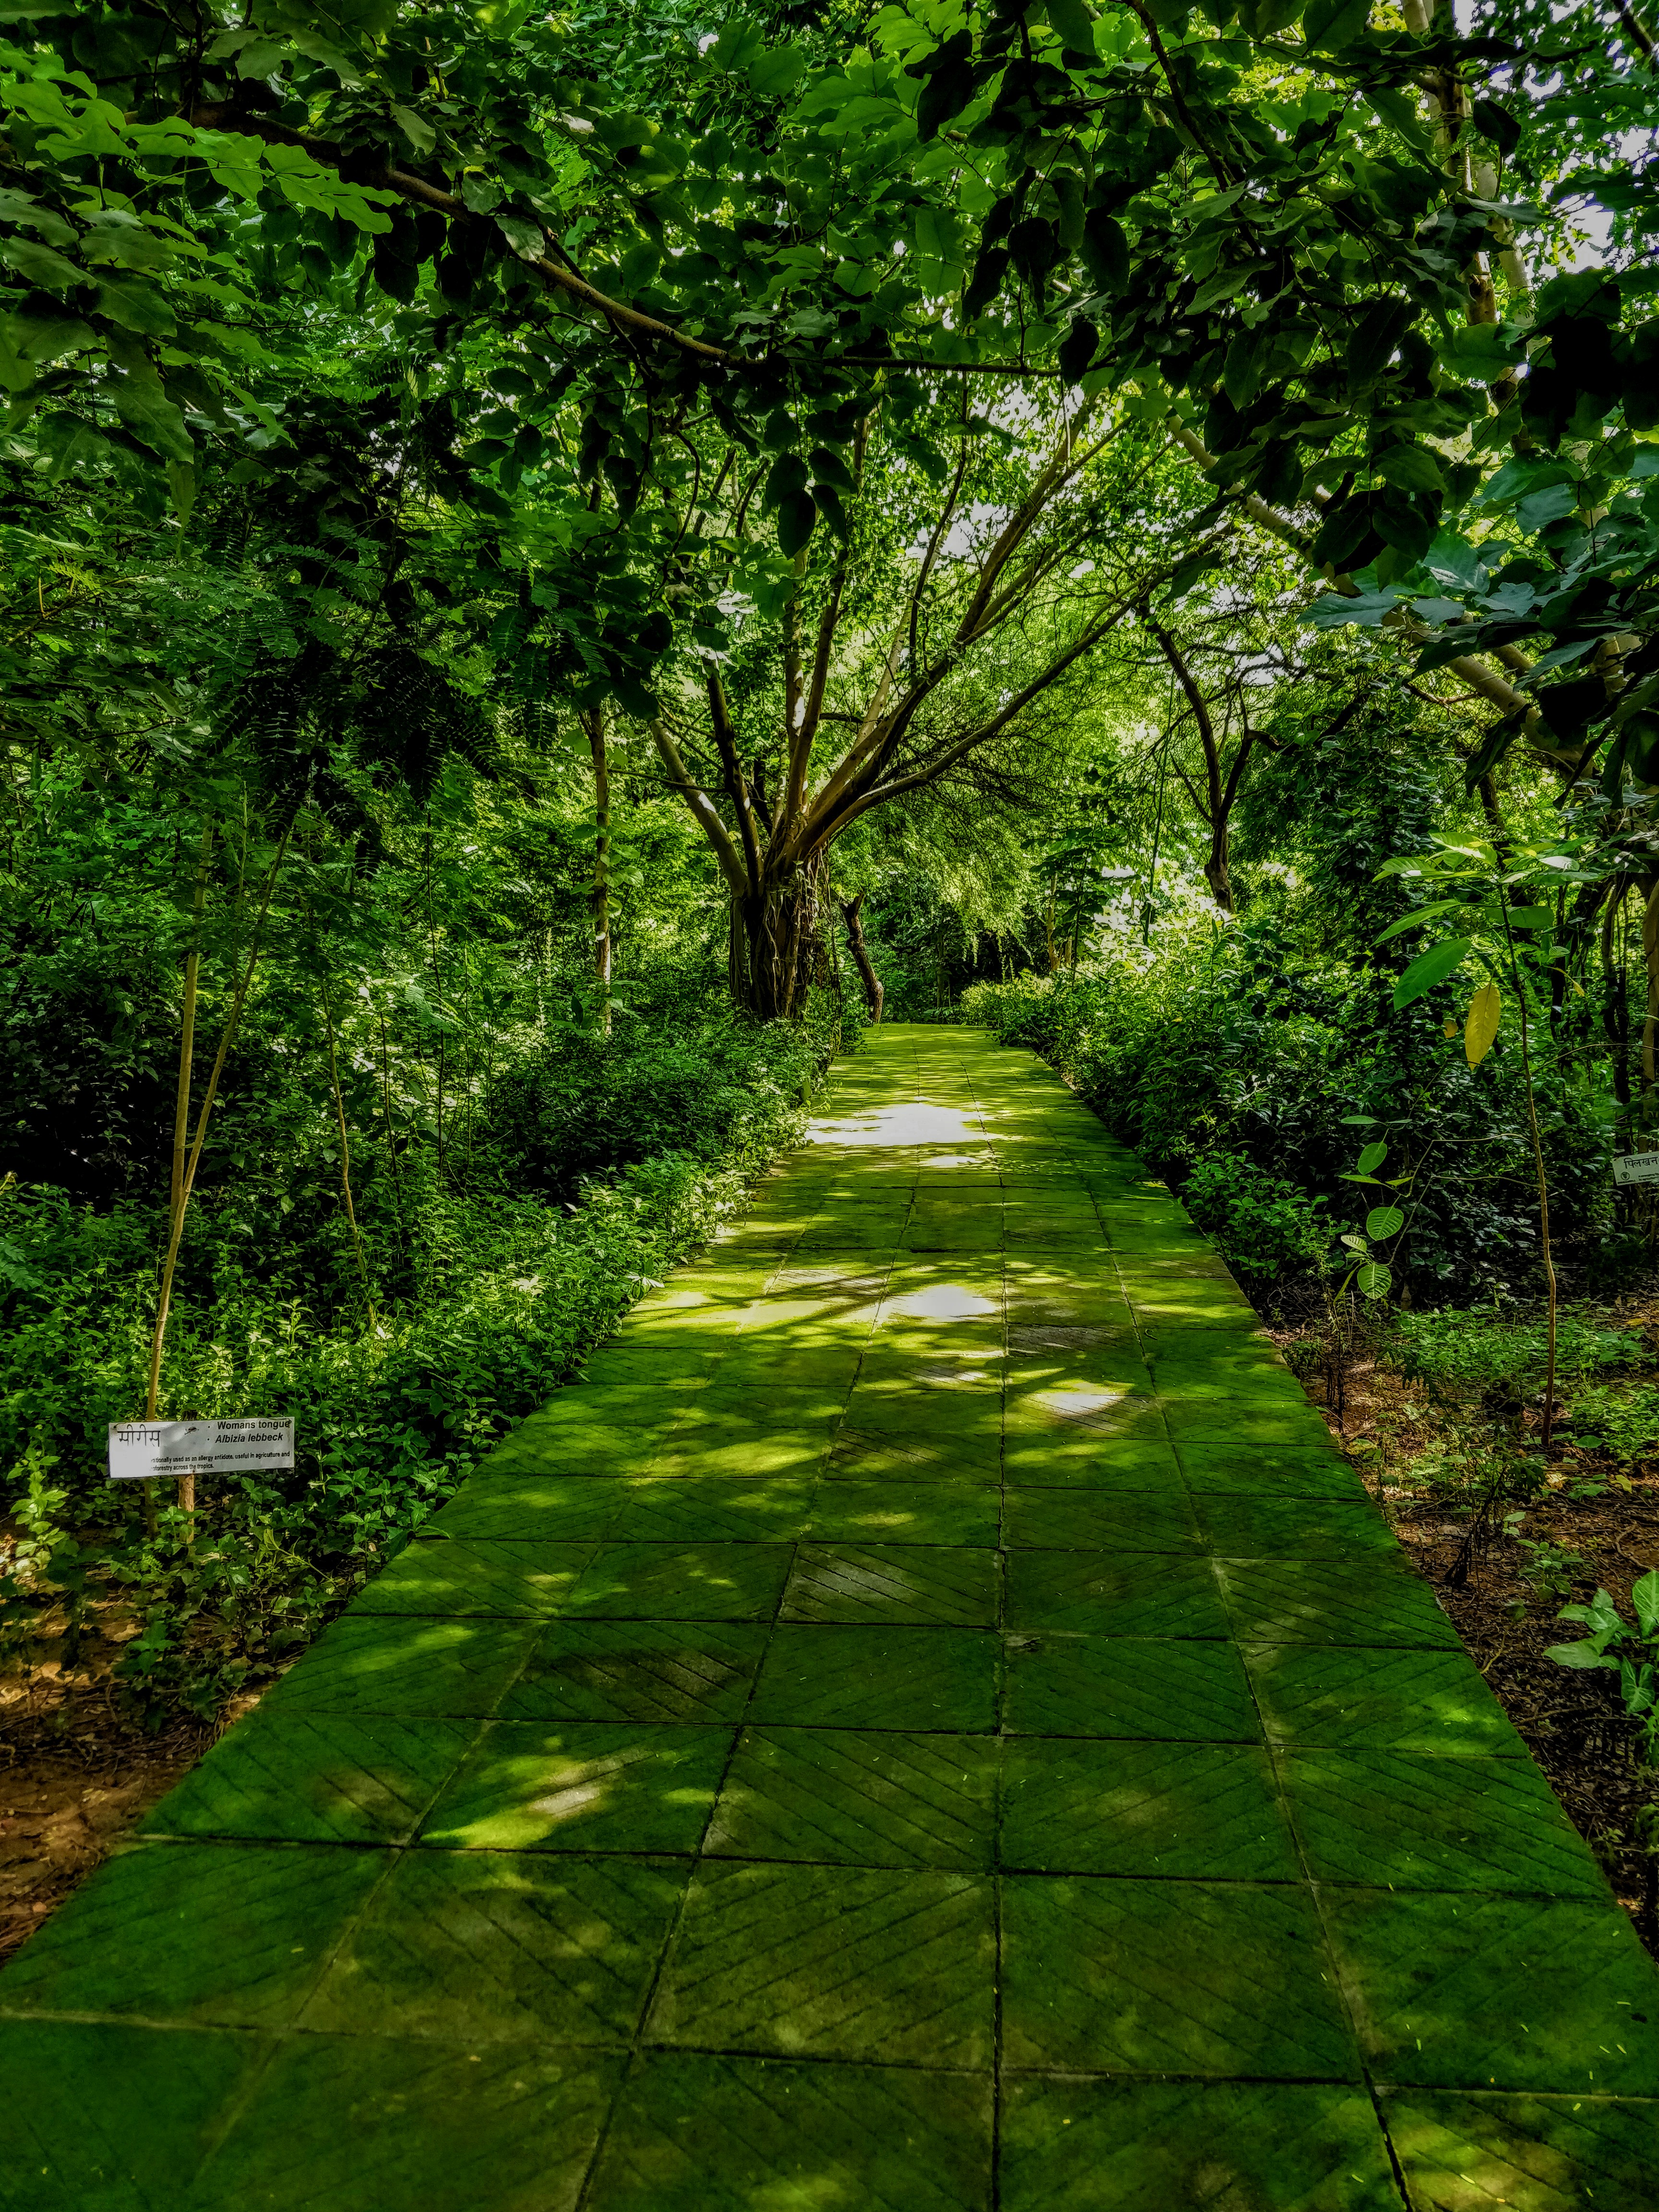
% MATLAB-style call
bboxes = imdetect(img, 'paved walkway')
[3,1027,1656,2209]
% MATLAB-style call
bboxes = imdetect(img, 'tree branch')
[648,717,749,896]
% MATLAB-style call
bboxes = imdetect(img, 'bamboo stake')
[143,828,291,1473]
[148,823,213,1533]
[321,977,375,1328]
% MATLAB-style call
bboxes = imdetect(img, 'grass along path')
[1,1026,1655,2210]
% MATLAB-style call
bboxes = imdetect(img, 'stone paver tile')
[564,1543,793,1622]
[602,1476,816,1543]
[582,2051,992,2212]
[499,1622,768,1724]
[582,1345,730,1387]
[1218,1556,1462,1647]
[1002,1739,1299,1879]
[1005,1551,1228,1637]
[432,1475,628,1541]
[843,1385,1004,1439]
[1002,1490,1199,1553]
[1245,1644,1527,1755]
[1192,1495,1398,1559]
[646,1860,994,2067]
[1003,1633,1261,1742]
[806,1481,1000,1546]
[1282,1750,1611,1896]
[1164,1398,1337,1445]
[141,1712,481,1844]
[260,1614,541,1718]
[1003,1435,1185,1492]
[1179,1443,1368,1498]
[483,1418,671,1475]
[751,1626,998,1731]
[642,1430,833,1481]
[1001,1875,1358,2077]
[417,1722,733,1854]
[0,2019,262,2212]
[826,1424,1003,1484]
[1325,1889,1659,2092]
[353,1537,596,1617]
[1382,2089,1659,2212]
[0,1840,385,2028]
[1143,1346,1307,1394]
[1003,1381,1166,1443]
[707,1728,998,1869]
[559,1383,710,1426]
[677,1392,851,1438]
[999,2078,1401,2211]
[303,1851,685,2044]
[715,1350,868,1397]
[1004,1343,1152,1390]
[781,1544,999,1626]
[192,2037,620,2212]
[1006,1322,1141,1358]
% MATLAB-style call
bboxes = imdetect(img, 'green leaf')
[1374,899,1465,946]
[1080,210,1129,294]
[1356,1261,1390,1299]
[392,105,436,157]
[1462,713,1525,793]
[748,45,805,97]
[1393,938,1472,1010]
[1,236,83,290]
[1058,316,1097,382]
[495,213,544,262]
[1375,445,1445,496]
[95,276,176,337]
[111,374,193,465]
[1634,1569,1659,1640]
[777,488,817,555]
[1507,905,1552,930]
[1545,1639,1620,1671]
[1303,0,1370,47]
[1044,0,1098,49]
[764,452,808,511]
[1365,1205,1405,1241]
[1357,1141,1388,1174]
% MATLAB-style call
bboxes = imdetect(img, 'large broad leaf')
[1393,938,1472,1010]
[111,373,193,464]
[1634,1569,1659,1641]
[95,276,176,336]
[1545,1638,1620,1671]
[1465,981,1501,1068]
[777,489,817,555]
[1365,1205,1405,1241]
[1045,0,1099,50]
[1462,713,1525,793]
[1303,0,1370,47]
[1356,1261,1391,1299]
[1357,1141,1388,1174]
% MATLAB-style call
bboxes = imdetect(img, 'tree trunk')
[581,707,612,1034]
[840,894,883,1022]
[1203,822,1234,915]
[731,868,824,1020]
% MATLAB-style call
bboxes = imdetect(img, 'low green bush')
[2,989,847,1723]
[1181,1154,1331,1292]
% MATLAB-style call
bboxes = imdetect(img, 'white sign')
[1613,1152,1659,1188]
[108,1417,295,1482]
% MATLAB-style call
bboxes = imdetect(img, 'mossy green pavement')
[4,1027,1657,2210]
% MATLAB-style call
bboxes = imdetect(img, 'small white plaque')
[1613,1152,1659,1187]
[108,1417,295,1482]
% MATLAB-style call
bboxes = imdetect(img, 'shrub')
[1181,1154,1331,1294]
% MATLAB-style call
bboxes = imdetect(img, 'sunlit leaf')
[1465,981,1501,1068]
